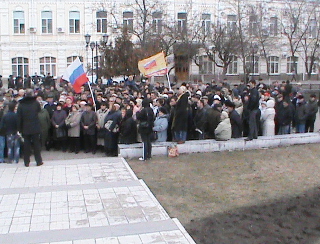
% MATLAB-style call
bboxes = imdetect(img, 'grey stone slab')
[0,181,142,195]
[0,219,179,244]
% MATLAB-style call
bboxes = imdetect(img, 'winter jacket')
[51,110,67,128]
[119,110,137,144]
[206,106,221,139]
[277,104,293,126]
[172,92,189,132]
[81,110,98,135]
[17,96,41,135]
[2,111,18,135]
[137,106,154,135]
[215,116,232,141]
[305,100,318,120]
[261,100,275,136]
[294,100,308,124]
[65,111,81,137]
[193,108,207,135]
[104,110,121,133]
[153,114,168,142]
[247,87,260,111]
[229,109,243,138]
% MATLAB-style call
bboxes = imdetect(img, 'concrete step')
[119,133,320,158]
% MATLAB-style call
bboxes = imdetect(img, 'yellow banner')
[138,52,168,77]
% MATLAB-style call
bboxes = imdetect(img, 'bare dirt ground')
[128,144,320,244]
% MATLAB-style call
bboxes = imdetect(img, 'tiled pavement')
[0,157,195,244]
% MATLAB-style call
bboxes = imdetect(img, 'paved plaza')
[0,157,195,244]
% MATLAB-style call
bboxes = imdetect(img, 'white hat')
[213,95,221,100]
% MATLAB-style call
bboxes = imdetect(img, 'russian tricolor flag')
[63,57,89,93]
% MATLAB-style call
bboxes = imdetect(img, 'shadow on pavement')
[185,186,320,244]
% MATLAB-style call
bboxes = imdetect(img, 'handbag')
[168,143,179,157]
[105,120,119,133]
[55,127,67,138]
[150,131,158,142]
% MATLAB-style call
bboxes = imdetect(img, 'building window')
[201,14,211,35]
[249,14,258,36]
[40,57,56,76]
[227,15,237,33]
[152,12,162,34]
[13,11,25,34]
[67,56,83,66]
[227,56,238,74]
[199,56,213,74]
[307,57,318,74]
[268,56,279,74]
[287,56,298,74]
[123,11,133,32]
[309,19,317,38]
[245,56,259,74]
[269,17,278,36]
[97,11,107,33]
[12,57,28,77]
[177,13,187,34]
[41,11,53,34]
[69,11,80,33]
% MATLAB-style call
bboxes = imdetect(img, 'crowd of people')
[0,74,318,164]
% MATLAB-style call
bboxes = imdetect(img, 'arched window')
[268,56,279,74]
[40,56,56,76]
[12,57,29,77]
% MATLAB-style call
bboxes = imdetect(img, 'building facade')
[0,0,319,82]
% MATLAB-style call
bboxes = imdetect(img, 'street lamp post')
[211,46,216,80]
[84,34,109,84]
[251,43,258,80]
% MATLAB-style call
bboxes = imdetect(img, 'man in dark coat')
[245,80,260,141]
[305,94,318,132]
[80,104,98,153]
[225,100,243,138]
[193,99,207,139]
[277,99,293,135]
[17,89,43,167]
[171,86,189,144]
[137,99,154,161]
[205,103,222,139]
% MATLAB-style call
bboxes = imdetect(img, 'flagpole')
[87,80,97,112]
[166,73,172,91]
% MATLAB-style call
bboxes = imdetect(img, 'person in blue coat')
[153,107,168,142]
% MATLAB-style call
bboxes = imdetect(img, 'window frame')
[268,56,280,75]
[13,11,25,34]
[123,11,134,32]
[227,55,238,75]
[96,11,108,33]
[39,56,57,76]
[69,11,80,34]
[12,57,29,77]
[41,11,53,34]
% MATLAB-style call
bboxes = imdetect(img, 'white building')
[0,0,318,82]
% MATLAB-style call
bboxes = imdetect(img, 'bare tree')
[281,0,314,80]
[300,3,320,80]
